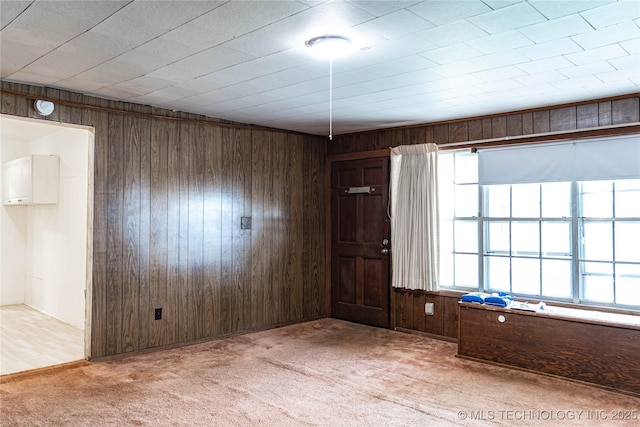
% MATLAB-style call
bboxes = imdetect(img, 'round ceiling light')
[305,35,352,60]
[34,100,54,116]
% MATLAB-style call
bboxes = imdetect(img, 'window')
[438,141,640,310]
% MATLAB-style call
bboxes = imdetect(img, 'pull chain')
[329,59,333,140]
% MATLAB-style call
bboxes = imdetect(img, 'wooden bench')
[457,302,640,396]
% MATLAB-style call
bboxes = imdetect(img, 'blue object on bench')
[484,293,514,307]
[460,293,486,304]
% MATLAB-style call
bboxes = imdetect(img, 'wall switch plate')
[240,216,252,229]
[155,307,162,320]
[425,302,434,315]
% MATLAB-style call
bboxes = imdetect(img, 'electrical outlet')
[424,302,434,315]
[155,307,162,320]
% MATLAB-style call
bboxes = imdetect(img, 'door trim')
[325,149,390,317]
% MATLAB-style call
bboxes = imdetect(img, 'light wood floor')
[0,304,84,375]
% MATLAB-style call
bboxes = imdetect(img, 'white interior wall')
[1,116,90,330]
[0,140,28,305]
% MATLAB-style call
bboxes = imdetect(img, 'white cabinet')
[3,155,59,205]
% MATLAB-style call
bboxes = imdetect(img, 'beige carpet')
[1,318,638,426]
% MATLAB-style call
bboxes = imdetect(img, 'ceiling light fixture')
[305,35,352,140]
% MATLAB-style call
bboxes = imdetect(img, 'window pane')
[455,152,477,184]
[439,253,454,288]
[438,154,455,218]
[512,183,540,218]
[579,181,612,217]
[485,256,510,293]
[615,179,640,218]
[455,184,478,217]
[512,258,540,295]
[541,221,571,257]
[485,221,509,254]
[454,220,478,253]
[541,182,571,218]
[511,221,539,256]
[615,222,640,263]
[455,254,478,288]
[581,262,613,303]
[440,220,453,253]
[438,153,454,184]
[484,185,510,217]
[580,221,612,261]
[541,259,572,298]
[616,264,640,306]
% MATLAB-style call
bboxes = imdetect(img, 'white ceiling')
[1,0,639,136]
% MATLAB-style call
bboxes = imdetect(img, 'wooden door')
[331,157,390,328]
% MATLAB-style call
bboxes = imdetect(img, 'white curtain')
[390,143,439,291]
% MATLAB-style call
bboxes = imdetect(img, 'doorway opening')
[0,114,93,375]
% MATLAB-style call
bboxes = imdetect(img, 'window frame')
[438,151,640,310]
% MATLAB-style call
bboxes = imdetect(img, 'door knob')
[381,248,390,255]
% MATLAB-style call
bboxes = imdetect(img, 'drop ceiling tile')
[408,1,492,26]
[558,61,616,79]
[420,43,483,65]
[511,82,560,96]
[580,1,640,29]
[470,50,530,69]
[565,43,630,65]
[115,76,176,96]
[466,30,534,55]
[513,70,568,87]
[519,15,594,44]
[477,78,523,92]
[515,56,575,74]
[0,1,31,28]
[223,32,292,57]
[353,34,436,60]
[430,60,484,77]
[146,84,203,101]
[586,80,639,97]
[250,50,311,74]
[572,22,640,50]
[468,2,547,34]
[259,1,374,46]
[155,24,230,55]
[4,68,60,86]
[620,38,640,54]
[0,40,46,77]
[347,1,420,17]
[73,60,148,87]
[53,76,108,93]
[608,53,640,70]
[550,75,603,89]
[116,39,195,72]
[90,1,218,48]
[417,20,488,47]
[596,67,640,84]
[482,1,525,11]
[147,46,257,81]
[528,0,616,20]
[517,38,583,60]
[202,61,276,87]
[472,65,527,82]
[429,79,485,95]
[356,9,434,38]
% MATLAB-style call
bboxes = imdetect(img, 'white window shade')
[478,134,640,185]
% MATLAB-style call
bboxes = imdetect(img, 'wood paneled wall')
[328,94,640,155]
[1,82,326,358]
[393,289,459,340]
